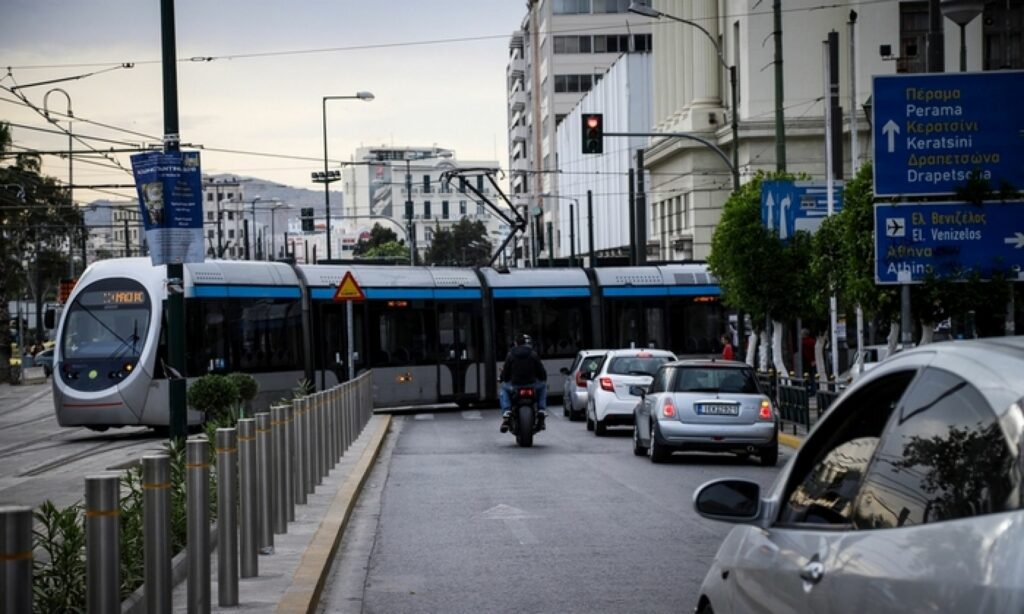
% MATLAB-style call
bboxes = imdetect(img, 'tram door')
[437,302,481,404]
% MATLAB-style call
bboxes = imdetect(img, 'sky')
[0,0,527,205]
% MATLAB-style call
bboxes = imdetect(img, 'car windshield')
[607,355,671,376]
[672,367,758,393]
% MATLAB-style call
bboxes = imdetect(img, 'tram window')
[366,301,435,366]
[186,298,302,375]
[494,298,588,359]
[667,297,724,356]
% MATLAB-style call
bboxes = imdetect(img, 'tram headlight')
[123,362,134,373]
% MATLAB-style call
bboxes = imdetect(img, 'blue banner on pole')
[130,150,205,265]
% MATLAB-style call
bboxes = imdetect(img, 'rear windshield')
[578,354,606,375]
[672,367,759,393]
[607,355,672,376]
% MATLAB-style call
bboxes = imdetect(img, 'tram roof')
[591,263,716,287]
[477,267,590,288]
[296,264,481,289]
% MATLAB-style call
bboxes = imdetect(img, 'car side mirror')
[628,384,648,397]
[559,367,570,375]
[693,478,761,523]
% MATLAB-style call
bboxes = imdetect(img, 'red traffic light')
[586,115,600,129]
[581,113,604,155]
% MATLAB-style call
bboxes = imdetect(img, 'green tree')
[353,223,401,256]
[1,121,85,382]
[362,241,410,262]
[424,218,492,266]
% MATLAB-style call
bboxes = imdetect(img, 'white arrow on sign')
[1005,232,1024,248]
[882,120,900,154]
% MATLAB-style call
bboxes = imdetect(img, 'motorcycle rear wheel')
[515,405,534,447]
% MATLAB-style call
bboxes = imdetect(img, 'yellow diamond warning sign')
[332,271,365,302]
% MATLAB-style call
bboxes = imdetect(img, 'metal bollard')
[328,388,338,465]
[1,505,33,614]
[295,398,309,502]
[343,385,352,451]
[186,436,211,614]
[315,393,326,482]
[237,418,259,577]
[216,428,239,606]
[143,454,172,614]
[271,405,288,534]
[85,473,121,614]
[346,384,355,449]
[255,413,274,554]
[283,404,295,522]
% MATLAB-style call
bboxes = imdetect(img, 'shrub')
[187,374,240,420]
[33,501,86,613]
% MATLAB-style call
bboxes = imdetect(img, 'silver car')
[559,349,607,421]
[692,337,1024,614]
[586,348,677,435]
[632,359,778,465]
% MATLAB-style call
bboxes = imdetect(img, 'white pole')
[850,14,864,366]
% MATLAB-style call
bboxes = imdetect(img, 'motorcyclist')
[499,333,547,433]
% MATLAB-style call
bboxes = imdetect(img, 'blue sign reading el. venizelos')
[872,71,1024,197]
[130,150,205,265]
[874,201,1024,284]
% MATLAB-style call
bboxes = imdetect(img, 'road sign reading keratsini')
[874,201,1024,284]
[872,71,1024,197]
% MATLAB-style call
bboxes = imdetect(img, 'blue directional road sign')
[874,201,1024,284]
[761,180,843,242]
[872,71,1024,197]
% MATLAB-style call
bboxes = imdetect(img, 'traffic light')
[581,113,603,154]
[301,207,314,232]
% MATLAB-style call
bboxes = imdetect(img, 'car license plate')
[696,403,739,416]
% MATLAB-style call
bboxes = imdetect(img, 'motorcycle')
[507,385,544,447]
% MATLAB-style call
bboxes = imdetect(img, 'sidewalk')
[166,414,391,614]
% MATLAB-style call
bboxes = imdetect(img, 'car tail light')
[662,399,676,418]
[576,371,588,387]
[759,400,773,420]
[517,387,534,397]
[599,376,614,392]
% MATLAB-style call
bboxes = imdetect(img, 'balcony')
[510,125,528,143]
[510,89,526,112]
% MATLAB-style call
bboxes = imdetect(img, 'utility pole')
[628,168,636,266]
[587,189,595,268]
[927,0,945,72]
[774,0,786,171]
[635,149,647,266]
[161,0,187,440]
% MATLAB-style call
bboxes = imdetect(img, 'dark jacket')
[501,344,547,385]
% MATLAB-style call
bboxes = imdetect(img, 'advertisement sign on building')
[130,150,205,265]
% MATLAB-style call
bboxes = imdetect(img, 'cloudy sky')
[0,0,527,204]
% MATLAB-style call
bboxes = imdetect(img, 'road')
[0,382,166,510]
[322,405,788,614]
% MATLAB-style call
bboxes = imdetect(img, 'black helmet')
[516,333,532,346]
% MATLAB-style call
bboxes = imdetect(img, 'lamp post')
[247,196,260,261]
[263,202,290,261]
[538,193,581,265]
[941,0,984,72]
[629,2,740,192]
[43,88,74,276]
[318,92,374,260]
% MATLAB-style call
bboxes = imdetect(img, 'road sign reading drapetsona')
[874,201,1024,284]
[872,71,1024,197]
[332,271,365,302]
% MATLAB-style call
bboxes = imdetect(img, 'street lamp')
[43,88,75,275]
[318,91,374,260]
[628,2,740,192]
[247,196,261,260]
[261,201,291,260]
[941,0,984,72]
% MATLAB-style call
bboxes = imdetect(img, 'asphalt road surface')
[0,382,165,510]
[322,405,787,614]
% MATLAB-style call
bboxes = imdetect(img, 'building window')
[424,201,431,219]
[554,74,595,93]
[423,175,431,194]
[553,35,591,54]
[898,2,928,74]
[984,2,1023,69]
[226,192,234,200]
[459,201,467,216]
[228,212,234,221]
[442,201,450,219]
[477,203,485,216]
[593,34,630,54]
[207,229,214,239]
[207,211,214,221]
[459,177,468,193]
[553,0,590,15]
[633,33,652,52]
[228,230,235,239]
[206,193,213,202]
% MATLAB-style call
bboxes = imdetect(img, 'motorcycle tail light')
[517,387,534,397]
[759,400,773,420]
[662,399,676,418]
[599,376,614,392]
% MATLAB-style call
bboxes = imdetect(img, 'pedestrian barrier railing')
[758,371,847,434]
[1,372,374,614]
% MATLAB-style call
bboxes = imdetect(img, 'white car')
[585,348,677,436]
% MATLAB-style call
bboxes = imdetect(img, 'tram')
[52,258,727,429]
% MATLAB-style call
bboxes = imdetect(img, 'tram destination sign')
[874,201,1024,284]
[872,71,1024,197]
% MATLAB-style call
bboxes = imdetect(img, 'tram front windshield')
[62,278,151,362]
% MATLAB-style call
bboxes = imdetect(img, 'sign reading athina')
[332,271,366,302]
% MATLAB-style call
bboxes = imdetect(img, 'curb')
[277,414,392,613]
[778,432,802,449]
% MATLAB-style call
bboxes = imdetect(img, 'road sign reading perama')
[872,71,1024,197]
[332,271,365,302]
[874,201,1024,284]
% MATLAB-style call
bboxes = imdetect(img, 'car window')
[649,367,672,393]
[580,355,605,375]
[853,369,1019,529]
[672,367,757,393]
[607,355,671,376]
[778,371,918,526]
